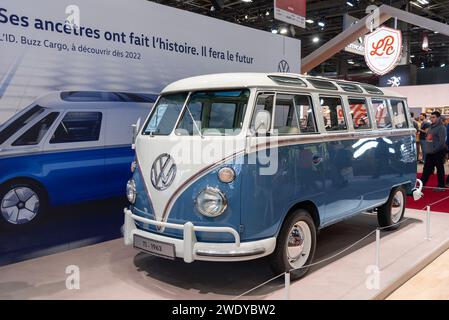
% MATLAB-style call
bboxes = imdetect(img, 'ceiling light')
[265,11,270,16]
[306,19,314,24]
[417,0,429,5]
[410,1,423,8]
[271,29,278,34]
[347,1,354,7]
[312,37,319,43]
[318,21,325,28]
[245,15,248,19]
[348,60,355,65]
[280,28,288,34]
[241,0,253,2]
[410,55,415,58]
[441,63,446,67]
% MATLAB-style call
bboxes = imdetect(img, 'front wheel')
[377,187,406,230]
[269,209,317,280]
[0,180,48,228]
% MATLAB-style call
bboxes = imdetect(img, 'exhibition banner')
[343,14,365,56]
[0,0,301,123]
[274,0,306,29]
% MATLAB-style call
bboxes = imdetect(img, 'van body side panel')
[133,160,243,243]
[241,133,416,241]
[0,149,106,206]
[103,146,135,197]
[241,142,326,241]
[322,134,416,224]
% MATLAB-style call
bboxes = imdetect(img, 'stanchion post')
[375,229,381,270]
[426,206,431,241]
[284,272,290,300]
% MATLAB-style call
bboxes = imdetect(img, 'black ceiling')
[148,0,449,76]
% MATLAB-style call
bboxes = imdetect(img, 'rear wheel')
[377,187,406,230]
[269,209,317,280]
[0,180,48,228]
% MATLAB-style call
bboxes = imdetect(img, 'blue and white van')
[0,91,156,227]
[123,73,418,278]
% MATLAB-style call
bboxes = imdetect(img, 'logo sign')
[343,14,364,56]
[365,27,402,75]
[151,154,177,191]
[278,60,290,73]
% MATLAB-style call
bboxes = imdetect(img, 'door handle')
[312,155,323,165]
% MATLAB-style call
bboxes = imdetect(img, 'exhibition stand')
[1,205,448,300]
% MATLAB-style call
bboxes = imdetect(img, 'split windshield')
[142,89,250,136]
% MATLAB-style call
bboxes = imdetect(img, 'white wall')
[388,84,449,110]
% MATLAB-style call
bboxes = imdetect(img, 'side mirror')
[254,110,271,136]
[131,118,141,150]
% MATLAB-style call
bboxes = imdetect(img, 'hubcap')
[1,187,40,224]
[286,221,312,269]
[391,190,404,224]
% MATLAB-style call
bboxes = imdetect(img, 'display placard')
[274,0,306,29]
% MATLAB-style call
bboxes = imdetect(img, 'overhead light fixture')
[441,63,446,67]
[410,54,415,58]
[348,60,355,65]
[271,29,278,34]
[417,0,429,5]
[306,19,314,24]
[422,34,429,51]
[280,28,288,34]
[265,11,270,16]
[347,1,354,7]
[312,37,319,43]
[318,21,325,28]
[244,15,248,19]
[241,0,252,2]
[410,1,423,8]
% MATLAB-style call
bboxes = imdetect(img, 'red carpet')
[406,173,449,213]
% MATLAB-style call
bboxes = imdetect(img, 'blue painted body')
[132,134,416,243]
[0,146,135,206]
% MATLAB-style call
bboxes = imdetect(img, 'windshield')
[142,89,250,136]
[0,105,46,145]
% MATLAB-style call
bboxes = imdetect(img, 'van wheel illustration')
[0,180,48,228]
[377,186,406,230]
[269,209,316,280]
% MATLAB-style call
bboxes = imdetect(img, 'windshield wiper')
[184,104,204,139]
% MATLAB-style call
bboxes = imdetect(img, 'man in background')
[421,111,447,192]
[418,113,430,163]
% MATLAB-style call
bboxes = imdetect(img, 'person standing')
[421,111,447,192]
[418,113,430,163]
[411,112,420,161]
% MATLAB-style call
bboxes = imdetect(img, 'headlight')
[195,187,227,217]
[126,179,137,204]
[130,160,137,173]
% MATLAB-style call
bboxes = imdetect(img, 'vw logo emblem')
[151,154,177,191]
[278,60,290,73]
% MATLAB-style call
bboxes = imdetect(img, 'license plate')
[133,235,175,260]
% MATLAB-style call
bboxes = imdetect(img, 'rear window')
[0,106,46,145]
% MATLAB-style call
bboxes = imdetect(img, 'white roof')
[162,72,405,98]
[30,91,156,110]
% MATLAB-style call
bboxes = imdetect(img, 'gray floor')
[1,209,448,300]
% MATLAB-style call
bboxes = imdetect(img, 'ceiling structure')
[149,0,449,78]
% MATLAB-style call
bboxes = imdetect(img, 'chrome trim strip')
[196,248,266,258]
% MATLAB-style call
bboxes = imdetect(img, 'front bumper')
[123,208,276,262]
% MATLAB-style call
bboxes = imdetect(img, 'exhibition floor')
[1,209,448,300]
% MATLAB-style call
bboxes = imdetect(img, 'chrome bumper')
[123,208,276,262]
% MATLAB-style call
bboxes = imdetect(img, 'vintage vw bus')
[0,91,156,227]
[123,73,418,278]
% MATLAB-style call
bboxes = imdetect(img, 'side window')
[50,112,102,144]
[348,98,371,130]
[372,99,392,129]
[390,100,408,129]
[12,112,59,146]
[0,105,46,145]
[251,93,274,130]
[273,94,317,135]
[320,96,347,132]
